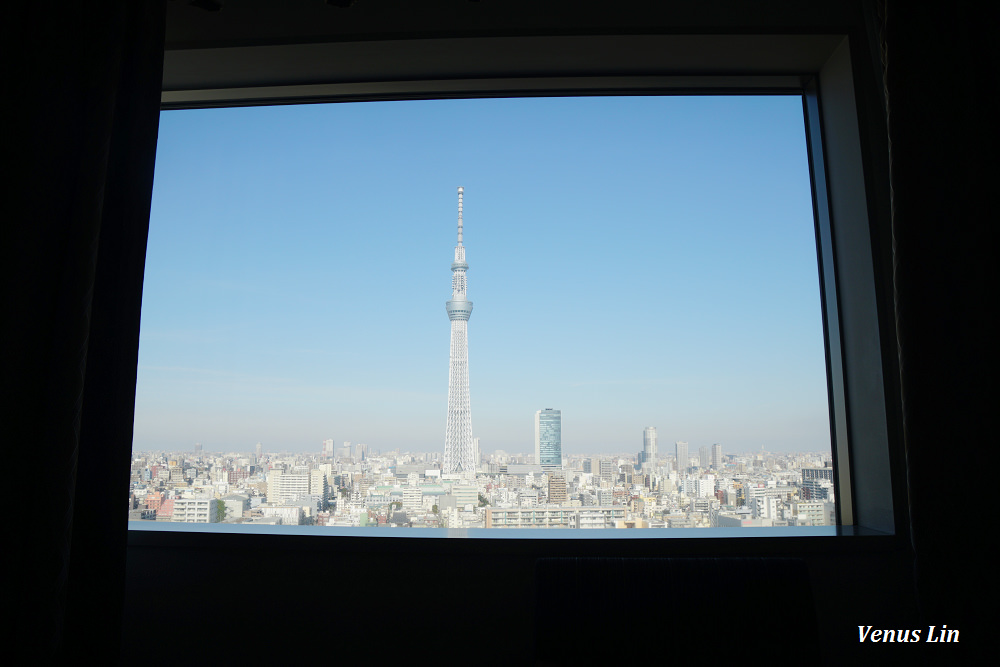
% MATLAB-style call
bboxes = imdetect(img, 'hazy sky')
[133,95,831,456]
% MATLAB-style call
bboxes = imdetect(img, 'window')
[125,24,899,550]
[138,92,835,532]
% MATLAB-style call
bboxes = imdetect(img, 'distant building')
[451,485,478,509]
[353,443,368,461]
[790,500,835,526]
[221,494,250,520]
[641,427,657,467]
[548,472,567,505]
[145,491,164,513]
[801,467,835,500]
[716,513,774,528]
[267,469,310,505]
[402,486,423,510]
[260,504,303,525]
[711,443,723,469]
[310,469,329,508]
[751,495,780,520]
[802,467,833,484]
[675,441,689,474]
[535,409,562,470]
[155,498,175,521]
[171,497,218,523]
[485,506,626,528]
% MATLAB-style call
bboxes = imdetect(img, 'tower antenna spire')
[457,186,464,245]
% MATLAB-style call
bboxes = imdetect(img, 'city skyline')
[133,95,830,455]
[129,443,836,531]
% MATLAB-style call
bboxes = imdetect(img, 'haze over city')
[134,95,829,455]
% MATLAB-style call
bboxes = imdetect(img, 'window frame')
[129,30,904,552]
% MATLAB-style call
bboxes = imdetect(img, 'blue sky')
[133,95,831,456]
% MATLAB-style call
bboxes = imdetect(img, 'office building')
[802,467,835,501]
[535,409,562,470]
[675,441,689,474]
[711,443,722,469]
[267,469,310,505]
[598,459,615,483]
[641,426,657,466]
[443,187,476,475]
[548,472,567,504]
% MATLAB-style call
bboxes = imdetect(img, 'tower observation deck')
[443,187,475,475]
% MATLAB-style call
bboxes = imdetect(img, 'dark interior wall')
[123,533,917,664]
[11,1,982,664]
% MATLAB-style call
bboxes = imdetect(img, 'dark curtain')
[885,0,986,636]
[9,2,165,662]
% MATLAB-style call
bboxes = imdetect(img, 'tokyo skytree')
[443,186,475,475]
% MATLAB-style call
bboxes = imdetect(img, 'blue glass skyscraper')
[535,409,562,470]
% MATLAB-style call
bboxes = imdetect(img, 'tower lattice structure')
[444,186,475,475]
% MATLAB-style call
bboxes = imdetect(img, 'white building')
[260,504,303,525]
[171,497,218,523]
[267,469,310,505]
[402,486,423,510]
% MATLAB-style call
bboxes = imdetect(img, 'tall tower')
[443,187,475,475]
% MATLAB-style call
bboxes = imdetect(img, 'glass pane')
[128,96,833,532]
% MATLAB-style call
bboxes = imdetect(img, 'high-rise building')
[267,469,310,505]
[443,187,475,475]
[598,459,615,484]
[322,438,334,459]
[641,427,657,466]
[801,466,835,501]
[699,445,710,468]
[711,443,723,469]
[675,441,689,474]
[353,442,367,461]
[547,472,567,505]
[535,409,562,470]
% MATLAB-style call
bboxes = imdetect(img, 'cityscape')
[129,181,836,530]
[128,439,835,530]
